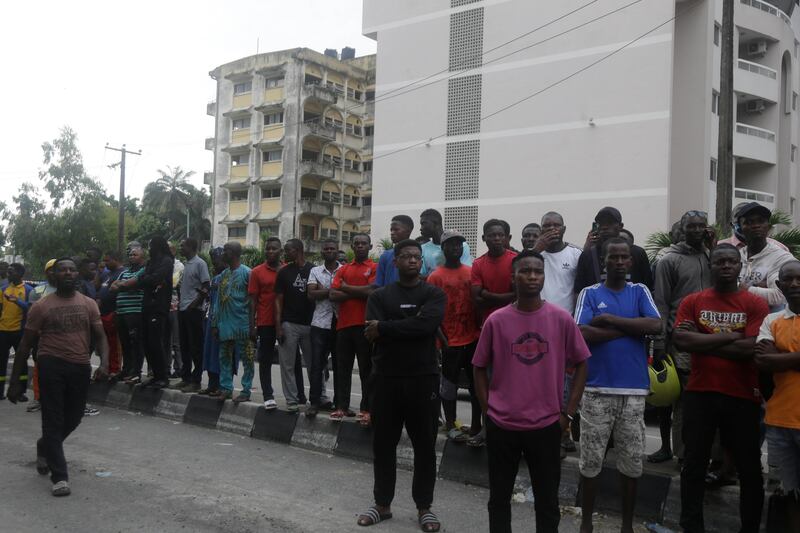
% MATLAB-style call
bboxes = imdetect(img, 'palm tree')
[142,166,196,237]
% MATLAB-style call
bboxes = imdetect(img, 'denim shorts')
[767,425,800,494]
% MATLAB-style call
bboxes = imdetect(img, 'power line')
[370,1,702,164]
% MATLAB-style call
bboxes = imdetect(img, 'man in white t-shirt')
[532,212,582,313]
[531,210,583,456]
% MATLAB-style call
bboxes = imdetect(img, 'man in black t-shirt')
[356,239,446,531]
[275,239,315,411]
[573,206,653,294]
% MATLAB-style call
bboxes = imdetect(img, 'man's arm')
[189,281,210,309]
[335,281,375,300]
[578,324,626,344]
[375,288,446,339]
[474,286,515,307]
[755,340,800,372]
[652,258,673,351]
[90,320,110,376]
[672,325,742,353]
[474,366,489,416]
[563,360,588,421]
[307,282,330,301]
[274,293,284,341]
[7,328,38,402]
[590,314,662,337]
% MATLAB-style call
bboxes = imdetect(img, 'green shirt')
[116,266,145,315]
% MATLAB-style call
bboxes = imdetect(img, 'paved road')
[0,401,652,532]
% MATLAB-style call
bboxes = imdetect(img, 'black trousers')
[335,325,372,412]
[486,417,562,533]
[257,326,276,401]
[309,326,336,406]
[680,391,764,533]
[142,311,168,381]
[0,330,26,396]
[178,308,204,383]
[37,355,90,483]
[116,313,144,377]
[372,374,439,509]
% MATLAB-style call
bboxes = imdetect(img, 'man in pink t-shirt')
[474,250,590,533]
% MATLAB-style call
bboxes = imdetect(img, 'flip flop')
[357,506,392,527]
[418,511,441,532]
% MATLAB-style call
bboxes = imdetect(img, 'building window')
[265,77,284,88]
[711,91,719,114]
[324,116,343,129]
[261,186,280,199]
[229,190,248,202]
[326,81,345,96]
[322,153,342,166]
[305,74,322,86]
[345,123,362,136]
[710,158,718,182]
[714,23,720,46]
[300,187,318,199]
[263,150,282,162]
[234,81,252,95]
[362,160,373,171]
[365,90,375,101]
[321,190,341,203]
[264,112,284,125]
[364,125,374,137]
[302,149,320,162]
[228,226,246,238]
[231,154,248,166]
[260,224,279,238]
[300,224,315,240]
[362,196,372,206]
[344,159,360,171]
[792,145,797,162]
[346,87,363,100]
[232,117,251,130]
[320,227,339,239]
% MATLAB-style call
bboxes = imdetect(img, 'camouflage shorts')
[579,391,646,479]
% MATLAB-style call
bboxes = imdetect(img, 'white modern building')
[362,0,800,254]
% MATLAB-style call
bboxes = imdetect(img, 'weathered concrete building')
[207,48,375,251]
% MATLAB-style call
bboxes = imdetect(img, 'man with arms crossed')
[473,249,590,533]
[7,258,109,497]
[575,238,662,533]
[673,243,768,533]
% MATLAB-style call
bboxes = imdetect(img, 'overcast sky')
[0,0,375,203]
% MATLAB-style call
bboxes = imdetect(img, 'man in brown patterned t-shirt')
[7,257,108,497]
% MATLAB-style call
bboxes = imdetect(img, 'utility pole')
[105,144,142,253]
[716,0,734,229]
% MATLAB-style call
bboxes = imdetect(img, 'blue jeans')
[767,425,800,494]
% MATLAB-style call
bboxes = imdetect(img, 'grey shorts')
[767,425,800,495]
[579,391,646,479]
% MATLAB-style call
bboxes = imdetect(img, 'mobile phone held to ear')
[592,221,599,234]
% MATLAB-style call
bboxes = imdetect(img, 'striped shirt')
[116,266,145,315]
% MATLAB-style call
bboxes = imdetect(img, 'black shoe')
[143,379,169,389]
[318,401,334,411]
[18,394,29,403]
[306,405,319,418]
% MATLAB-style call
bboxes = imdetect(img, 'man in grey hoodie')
[649,210,714,463]
[738,202,795,310]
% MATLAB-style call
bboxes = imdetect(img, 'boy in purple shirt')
[474,250,590,533]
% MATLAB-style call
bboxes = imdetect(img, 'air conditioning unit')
[747,40,768,58]
[746,99,766,113]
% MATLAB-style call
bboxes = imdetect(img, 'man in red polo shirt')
[247,237,288,410]
[472,219,518,326]
[330,233,377,424]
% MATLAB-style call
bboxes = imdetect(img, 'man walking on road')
[673,243,768,533]
[357,238,446,532]
[473,249,590,533]
[7,257,109,497]
[174,238,210,393]
[575,237,662,533]
[212,242,255,403]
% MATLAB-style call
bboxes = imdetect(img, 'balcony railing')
[298,198,333,217]
[735,187,776,205]
[299,160,335,178]
[737,59,777,79]
[303,83,337,105]
[736,122,776,141]
[740,0,792,27]
[305,121,337,139]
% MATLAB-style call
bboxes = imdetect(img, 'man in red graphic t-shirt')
[471,219,517,326]
[330,233,377,423]
[428,230,481,442]
[673,243,768,533]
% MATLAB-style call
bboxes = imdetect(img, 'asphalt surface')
[0,400,655,533]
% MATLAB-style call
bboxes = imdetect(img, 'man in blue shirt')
[575,237,662,533]
[374,215,414,287]
[419,209,472,275]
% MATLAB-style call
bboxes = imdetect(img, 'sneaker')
[263,399,277,410]
[181,383,201,393]
[287,403,299,412]
[27,400,41,413]
[37,455,49,475]
[52,480,71,497]
[233,393,250,404]
[306,405,319,418]
[84,406,100,417]
[124,375,141,384]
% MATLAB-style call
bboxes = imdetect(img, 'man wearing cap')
[427,230,482,441]
[573,207,653,295]
[719,202,789,251]
[736,202,795,308]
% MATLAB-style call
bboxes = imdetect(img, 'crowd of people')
[1,202,799,533]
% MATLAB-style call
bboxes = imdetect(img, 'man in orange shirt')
[756,260,800,531]
[427,230,481,441]
[330,233,376,423]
